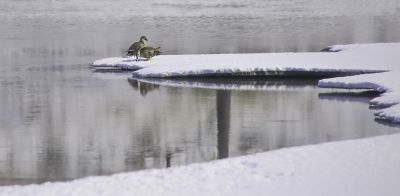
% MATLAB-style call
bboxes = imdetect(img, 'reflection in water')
[0,73,399,185]
[127,79,160,96]
[375,119,400,128]
[132,77,319,91]
[217,90,231,159]
[166,151,172,168]
[318,91,381,104]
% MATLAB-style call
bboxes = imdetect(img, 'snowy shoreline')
[1,133,400,196]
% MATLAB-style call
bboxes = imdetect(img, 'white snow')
[1,133,400,196]
[132,43,396,77]
[316,44,400,123]
[371,92,400,107]
[319,71,400,123]
[129,53,384,78]
[92,57,146,70]
[93,43,398,78]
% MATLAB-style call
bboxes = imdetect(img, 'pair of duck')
[126,36,161,60]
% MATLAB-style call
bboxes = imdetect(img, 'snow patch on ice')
[92,57,131,67]
[129,51,388,78]
[317,43,400,123]
[374,104,400,123]
[92,57,148,70]
[93,42,397,77]
[322,42,400,53]
[317,72,390,92]
[371,93,400,107]
[319,71,400,123]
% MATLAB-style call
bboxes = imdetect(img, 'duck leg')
[135,50,140,60]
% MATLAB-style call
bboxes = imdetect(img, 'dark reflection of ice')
[217,90,231,159]
[374,119,400,128]
[318,91,381,104]
[130,77,318,91]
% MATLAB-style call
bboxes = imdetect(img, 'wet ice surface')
[1,0,400,185]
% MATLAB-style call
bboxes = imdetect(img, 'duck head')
[140,35,148,42]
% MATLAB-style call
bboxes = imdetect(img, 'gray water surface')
[1,0,400,185]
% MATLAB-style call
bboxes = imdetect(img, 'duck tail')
[126,50,134,55]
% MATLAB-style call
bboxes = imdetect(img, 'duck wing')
[128,42,141,51]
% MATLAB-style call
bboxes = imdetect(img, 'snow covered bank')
[1,133,400,196]
[128,42,397,77]
[124,52,386,77]
[92,43,400,76]
[319,71,400,123]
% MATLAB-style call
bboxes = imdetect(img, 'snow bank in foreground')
[319,71,400,123]
[1,133,400,196]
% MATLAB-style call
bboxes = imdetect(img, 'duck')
[126,35,148,59]
[140,47,161,60]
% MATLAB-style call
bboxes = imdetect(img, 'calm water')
[1,0,400,185]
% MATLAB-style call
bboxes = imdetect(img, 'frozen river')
[0,0,400,185]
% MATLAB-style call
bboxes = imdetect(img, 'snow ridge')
[318,71,400,123]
